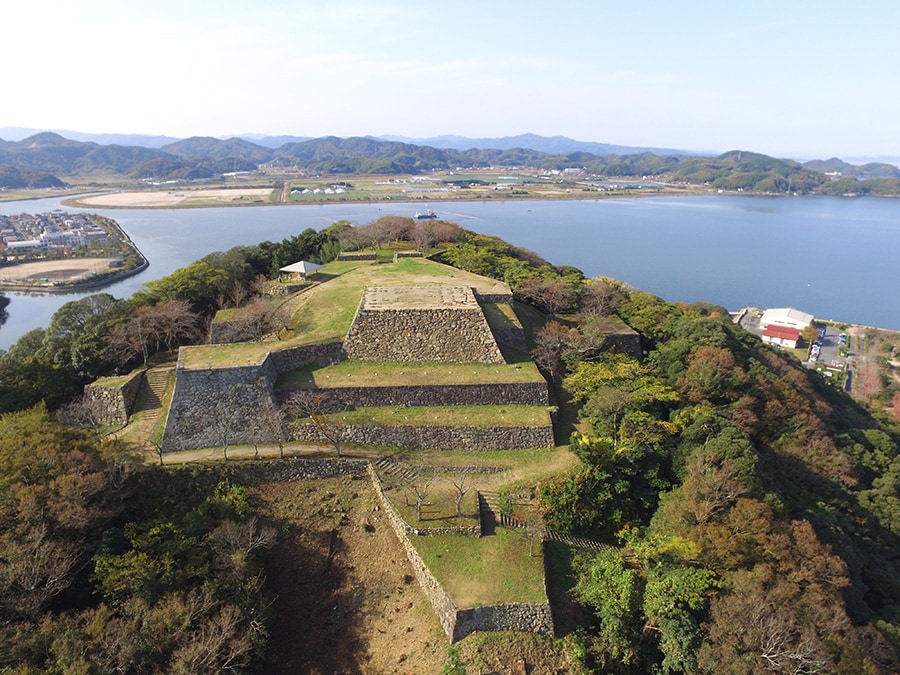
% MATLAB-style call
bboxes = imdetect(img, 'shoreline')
[61,186,698,210]
[0,257,149,294]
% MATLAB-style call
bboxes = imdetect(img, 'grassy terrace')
[276,359,544,389]
[327,404,552,427]
[414,530,547,606]
[181,256,512,369]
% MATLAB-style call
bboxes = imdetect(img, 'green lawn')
[324,404,552,427]
[414,529,547,606]
[276,359,544,389]
[181,256,512,369]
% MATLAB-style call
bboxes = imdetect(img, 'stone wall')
[266,342,345,372]
[312,382,549,407]
[368,465,461,639]
[603,330,643,360]
[337,252,377,261]
[344,307,505,363]
[367,464,554,643]
[83,370,145,425]
[290,422,554,451]
[162,360,276,452]
[162,343,344,452]
[393,251,423,261]
[453,603,554,642]
[474,292,514,304]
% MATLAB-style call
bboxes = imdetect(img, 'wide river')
[1,194,898,350]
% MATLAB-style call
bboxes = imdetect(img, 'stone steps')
[134,367,173,427]
[372,456,418,482]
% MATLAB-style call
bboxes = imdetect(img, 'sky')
[4,0,899,161]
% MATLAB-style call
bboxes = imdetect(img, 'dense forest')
[0,218,898,671]
[2,131,899,196]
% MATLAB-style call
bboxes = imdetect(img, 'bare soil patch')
[255,477,448,674]
[250,475,579,673]
[74,188,274,208]
[0,257,120,283]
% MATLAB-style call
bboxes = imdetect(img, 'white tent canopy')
[279,260,323,276]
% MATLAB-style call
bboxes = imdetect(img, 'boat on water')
[414,206,437,220]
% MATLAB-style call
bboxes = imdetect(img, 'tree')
[282,390,348,456]
[517,276,580,315]
[575,547,645,669]
[447,469,474,518]
[408,472,436,522]
[42,293,124,378]
[107,301,203,367]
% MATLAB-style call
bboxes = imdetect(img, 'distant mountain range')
[376,133,695,157]
[0,128,898,196]
[1,127,689,156]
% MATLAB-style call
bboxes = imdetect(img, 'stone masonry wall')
[367,465,461,640]
[290,422,554,451]
[344,307,505,364]
[83,369,145,426]
[367,464,554,642]
[162,359,276,452]
[162,343,344,452]
[314,382,549,407]
[452,603,554,642]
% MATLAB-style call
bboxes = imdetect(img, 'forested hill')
[0,222,898,670]
[1,131,899,195]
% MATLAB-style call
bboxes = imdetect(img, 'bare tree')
[0,524,81,620]
[107,301,202,366]
[282,390,348,456]
[227,282,248,309]
[56,393,109,429]
[408,472,436,522]
[207,517,277,559]
[447,469,474,518]
[253,395,288,459]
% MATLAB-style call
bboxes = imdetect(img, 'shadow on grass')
[543,540,591,637]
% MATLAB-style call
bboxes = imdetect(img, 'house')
[761,324,802,349]
[759,307,815,331]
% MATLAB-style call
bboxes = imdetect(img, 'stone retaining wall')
[290,422,554,451]
[162,361,276,452]
[237,457,369,482]
[83,370,145,425]
[367,464,554,642]
[344,307,505,363]
[266,342,345,372]
[393,251,423,261]
[163,343,344,452]
[368,465,461,639]
[453,603,554,641]
[475,292,514,304]
[337,252,377,261]
[314,382,549,407]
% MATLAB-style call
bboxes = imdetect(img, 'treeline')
[4,132,900,196]
[0,406,275,671]
[531,280,900,672]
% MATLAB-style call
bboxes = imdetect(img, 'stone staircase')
[372,455,418,482]
[132,367,173,432]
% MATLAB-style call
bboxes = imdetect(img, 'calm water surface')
[1,195,898,349]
